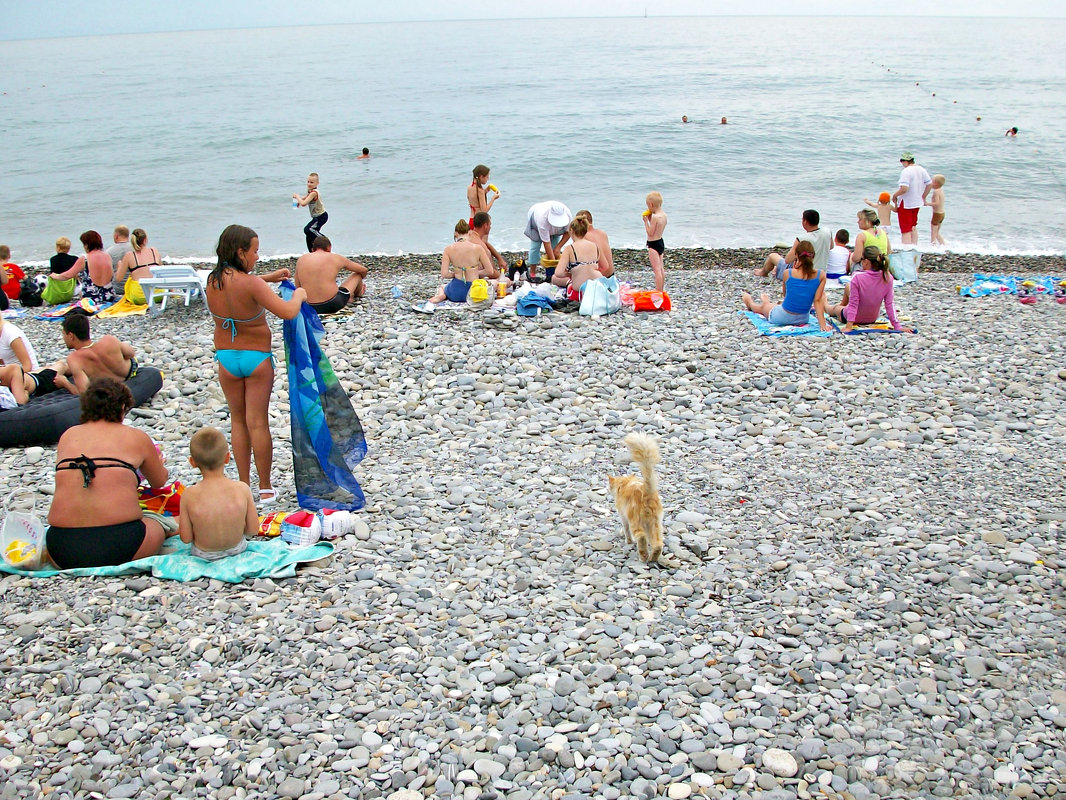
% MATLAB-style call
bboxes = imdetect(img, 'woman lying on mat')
[825,246,914,333]
[45,377,169,569]
[742,240,830,331]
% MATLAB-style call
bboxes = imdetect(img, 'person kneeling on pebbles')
[294,235,368,315]
[413,221,493,313]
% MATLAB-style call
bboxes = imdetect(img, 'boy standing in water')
[925,174,947,246]
[293,173,327,252]
[643,192,667,291]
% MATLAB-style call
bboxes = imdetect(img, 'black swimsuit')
[46,454,147,569]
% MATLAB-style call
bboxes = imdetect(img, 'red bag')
[631,290,671,312]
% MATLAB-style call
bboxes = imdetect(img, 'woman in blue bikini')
[206,225,306,505]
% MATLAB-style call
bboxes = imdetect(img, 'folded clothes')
[0,539,333,583]
[738,310,837,337]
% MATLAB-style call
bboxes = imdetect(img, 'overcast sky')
[3,0,1064,40]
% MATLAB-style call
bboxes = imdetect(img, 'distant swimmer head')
[720,117,727,124]
[681,115,689,123]
[362,147,369,155]
[878,191,891,204]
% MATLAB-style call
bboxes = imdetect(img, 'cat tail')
[623,432,659,494]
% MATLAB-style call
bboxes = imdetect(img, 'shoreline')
[140,247,1066,277]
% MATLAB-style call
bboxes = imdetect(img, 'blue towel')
[738,310,837,337]
[0,539,333,582]
[280,282,367,512]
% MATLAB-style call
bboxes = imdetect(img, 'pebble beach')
[2,246,1066,800]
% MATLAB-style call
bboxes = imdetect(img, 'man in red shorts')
[892,151,932,247]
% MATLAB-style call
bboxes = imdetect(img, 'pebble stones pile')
[1,249,1065,800]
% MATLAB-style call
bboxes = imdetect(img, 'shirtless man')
[467,212,507,279]
[61,315,137,394]
[574,210,614,277]
[294,235,368,315]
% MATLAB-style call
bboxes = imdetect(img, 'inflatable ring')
[0,367,163,448]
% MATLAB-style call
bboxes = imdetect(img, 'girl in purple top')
[825,246,915,333]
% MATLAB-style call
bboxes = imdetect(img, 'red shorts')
[897,205,919,233]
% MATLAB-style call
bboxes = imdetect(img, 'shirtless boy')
[61,315,137,393]
[643,192,668,291]
[0,359,76,404]
[925,174,947,246]
[179,427,257,561]
[294,235,369,315]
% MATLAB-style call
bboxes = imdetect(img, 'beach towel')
[738,310,837,337]
[843,318,918,334]
[0,539,332,582]
[280,282,367,511]
[35,298,98,319]
[96,297,150,318]
[958,274,1062,298]
[1,308,28,320]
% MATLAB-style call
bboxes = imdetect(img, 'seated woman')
[113,228,162,305]
[551,216,605,299]
[54,230,115,305]
[0,317,40,371]
[825,246,914,333]
[849,209,890,271]
[45,377,169,569]
[413,221,492,312]
[742,240,830,331]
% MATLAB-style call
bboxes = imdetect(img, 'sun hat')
[900,151,915,162]
[546,202,572,228]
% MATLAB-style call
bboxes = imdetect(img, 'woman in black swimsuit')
[113,228,162,305]
[45,377,170,569]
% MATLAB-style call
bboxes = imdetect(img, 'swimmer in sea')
[681,115,689,123]
[357,147,370,159]
[1005,127,1018,137]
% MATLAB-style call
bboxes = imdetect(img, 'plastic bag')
[1,511,46,570]
[889,251,920,284]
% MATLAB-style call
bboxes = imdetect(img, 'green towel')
[0,539,333,583]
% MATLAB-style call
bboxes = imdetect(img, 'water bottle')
[292,197,299,209]
[391,285,403,299]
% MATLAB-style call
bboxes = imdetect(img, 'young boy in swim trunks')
[925,174,946,246]
[643,191,667,292]
[0,359,75,405]
[178,427,257,561]
[864,192,895,228]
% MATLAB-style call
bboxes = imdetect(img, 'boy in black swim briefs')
[642,191,668,292]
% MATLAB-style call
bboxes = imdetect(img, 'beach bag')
[466,278,493,310]
[41,276,75,305]
[579,276,621,316]
[18,277,43,307]
[631,290,671,312]
[1,511,46,570]
[889,251,920,284]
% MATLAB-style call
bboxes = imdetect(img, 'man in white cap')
[892,151,932,247]
[524,201,573,281]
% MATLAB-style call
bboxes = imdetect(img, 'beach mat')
[958,274,1063,298]
[739,310,837,337]
[2,308,28,320]
[0,539,333,582]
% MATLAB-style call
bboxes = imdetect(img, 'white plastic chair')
[138,266,208,312]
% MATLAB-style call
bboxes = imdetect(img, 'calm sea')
[2,16,1065,264]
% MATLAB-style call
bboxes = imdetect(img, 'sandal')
[259,488,277,506]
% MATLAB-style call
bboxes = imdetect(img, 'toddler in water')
[178,427,257,561]
[925,174,946,246]
[864,192,895,228]
[293,173,327,252]
[643,192,667,291]
[826,229,850,280]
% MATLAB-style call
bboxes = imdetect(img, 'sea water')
[2,15,1065,263]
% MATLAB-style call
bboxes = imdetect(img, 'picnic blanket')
[281,282,367,511]
[739,310,837,337]
[0,539,333,582]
